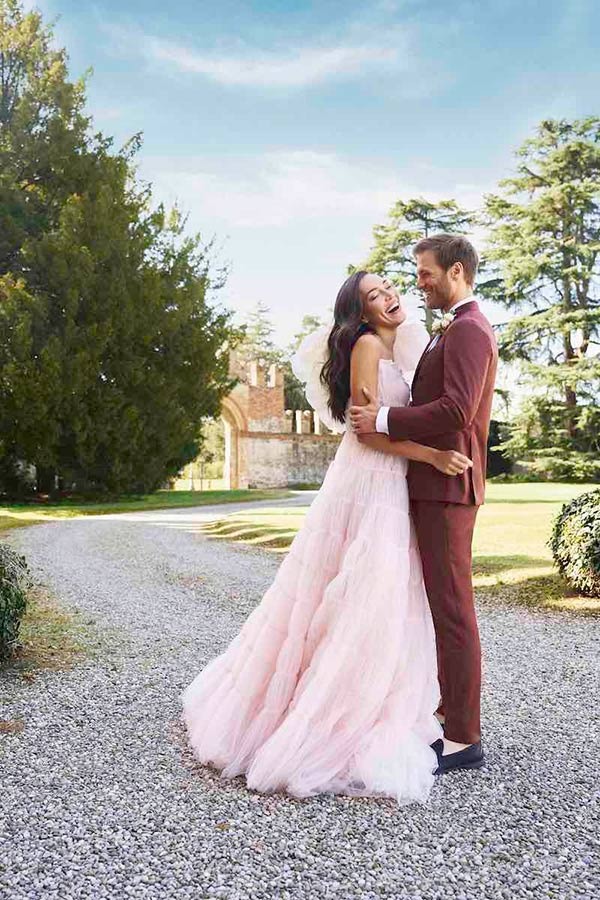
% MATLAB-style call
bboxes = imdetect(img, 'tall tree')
[358,198,475,330]
[0,0,236,495]
[235,307,329,412]
[236,301,279,367]
[483,117,600,481]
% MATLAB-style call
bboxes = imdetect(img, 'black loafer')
[435,741,485,775]
[430,738,444,760]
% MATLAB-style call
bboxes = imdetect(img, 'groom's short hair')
[414,234,479,285]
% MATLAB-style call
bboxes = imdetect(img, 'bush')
[524,451,600,483]
[488,472,545,484]
[550,490,600,597]
[0,544,31,661]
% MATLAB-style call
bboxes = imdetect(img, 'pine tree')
[237,301,280,366]
[358,199,475,331]
[483,117,600,481]
[236,307,329,412]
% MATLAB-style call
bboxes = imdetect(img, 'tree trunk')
[423,217,434,333]
[564,387,578,440]
[36,465,57,495]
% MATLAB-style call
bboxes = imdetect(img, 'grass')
[199,482,600,615]
[0,488,292,532]
[1,585,92,678]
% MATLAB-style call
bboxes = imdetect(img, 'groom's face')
[416,250,454,310]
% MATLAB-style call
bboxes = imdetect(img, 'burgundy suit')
[388,300,498,744]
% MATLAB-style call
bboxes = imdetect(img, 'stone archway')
[220,395,248,489]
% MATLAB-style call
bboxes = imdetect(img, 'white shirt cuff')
[376,406,390,435]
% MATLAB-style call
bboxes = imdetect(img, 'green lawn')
[0,488,293,532]
[200,482,600,614]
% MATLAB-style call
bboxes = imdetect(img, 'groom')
[349,234,498,774]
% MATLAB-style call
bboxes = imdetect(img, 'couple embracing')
[182,234,498,804]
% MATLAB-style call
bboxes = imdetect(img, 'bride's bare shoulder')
[351,332,385,360]
[350,334,387,387]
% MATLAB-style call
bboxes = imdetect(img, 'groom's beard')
[424,282,453,311]
[424,292,448,311]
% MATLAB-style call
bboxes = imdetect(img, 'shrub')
[550,490,600,597]
[524,451,600,484]
[0,544,31,660]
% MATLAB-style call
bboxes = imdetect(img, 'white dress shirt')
[375,296,475,435]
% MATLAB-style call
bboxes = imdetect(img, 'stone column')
[299,410,312,434]
[223,419,232,490]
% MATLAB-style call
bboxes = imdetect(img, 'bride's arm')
[350,337,472,475]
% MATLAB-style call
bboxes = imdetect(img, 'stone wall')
[225,355,342,489]
[173,354,343,490]
[243,432,341,489]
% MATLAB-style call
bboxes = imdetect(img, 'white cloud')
[144,150,492,233]
[145,151,418,230]
[140,150,498,343]
[144,38,403,87]
[99,14,415,90]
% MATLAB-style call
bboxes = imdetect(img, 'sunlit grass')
[0,488,293,529]
[199,483,600,613]
[1,586,92,676]
[484,482,595,504]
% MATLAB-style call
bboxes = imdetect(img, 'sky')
[26,0,600,344]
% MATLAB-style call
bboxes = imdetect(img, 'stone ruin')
[219,354,342,489]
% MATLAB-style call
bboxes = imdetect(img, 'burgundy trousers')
[410,500,481,745]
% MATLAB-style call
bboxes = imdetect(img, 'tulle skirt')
[182,432,441,804]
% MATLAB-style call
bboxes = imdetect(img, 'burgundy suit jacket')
[388,301,498,506]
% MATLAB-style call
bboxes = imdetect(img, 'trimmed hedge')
[0,543,30,660]
[550,489,600,597]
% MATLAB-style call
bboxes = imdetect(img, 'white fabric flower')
[393,317,430,386]
[431,311,456,335]
[291,302,430,430]
[291,323,345,434]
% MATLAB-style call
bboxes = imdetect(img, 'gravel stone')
[1,503,599,900]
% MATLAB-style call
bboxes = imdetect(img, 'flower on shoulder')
[431,311,456,335]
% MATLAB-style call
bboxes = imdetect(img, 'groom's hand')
[349,387,380,434]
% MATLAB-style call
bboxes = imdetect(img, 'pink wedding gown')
[182,359,442,804]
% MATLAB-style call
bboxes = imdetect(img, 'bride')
[182,271,472,804]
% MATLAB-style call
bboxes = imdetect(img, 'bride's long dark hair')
[320,271,374,424]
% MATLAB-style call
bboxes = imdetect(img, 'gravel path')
[1,506,599,900]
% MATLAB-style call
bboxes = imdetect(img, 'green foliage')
[483,117,600,480]
[356,198,476,330]
[192,418,225,481]
[237,305,327,411]
[0,541,30,660]
[236,301,279,367]
[550,490,600,596]
[500,394,600,482]
[0,1,237,494]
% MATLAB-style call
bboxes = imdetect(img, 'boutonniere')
[431,311,456,336]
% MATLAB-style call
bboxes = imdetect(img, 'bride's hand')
[432,450,473,476]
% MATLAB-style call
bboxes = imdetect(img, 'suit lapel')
[412,333,435,386]
[412,301,480,391]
